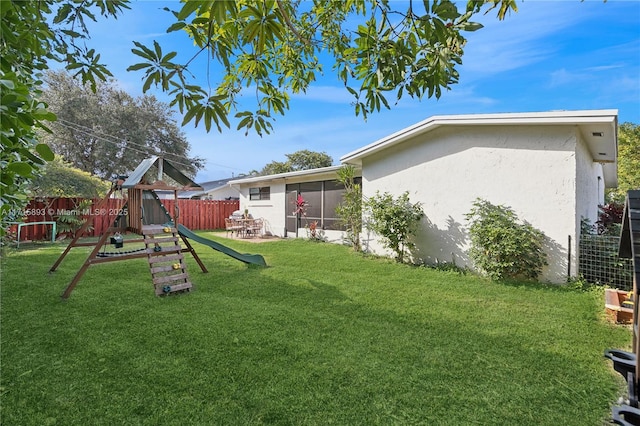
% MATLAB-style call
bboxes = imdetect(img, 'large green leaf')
[35,143,54,161]
[6,162,34,177]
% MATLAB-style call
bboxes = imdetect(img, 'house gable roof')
[340,109,619,186]
[178,178,235,199]
[200,178,235,192]
[229,165,354,186]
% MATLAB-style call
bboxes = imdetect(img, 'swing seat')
[110,234,124,248]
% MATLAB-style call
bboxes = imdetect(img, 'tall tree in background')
[40,70,204,179]
[608,122,640,203]
[260,150,333,175]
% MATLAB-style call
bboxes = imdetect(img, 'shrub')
[335,165,362,251]
[364,191,424,263]
[465,199,547,281]
[596,202,624,236]
[55,199,94,238]
[427,260,468,275]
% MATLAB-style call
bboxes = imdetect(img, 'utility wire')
[56,120,162,164]
[56,118,244,173]
[57,119,191,167]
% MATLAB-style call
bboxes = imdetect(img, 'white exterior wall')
[236,181,287,237]
[204,186,239,200]
[234,174,348,242]
[361,125,581,283]
[575,132,605,227]
[574,132,605,275]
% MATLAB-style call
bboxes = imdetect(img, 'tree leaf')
[166,21,187,33]
[127,63,152,71]
[35,143,55,161]
[177,1,201,20]
[462,22,483,32]
[7,162,33,177]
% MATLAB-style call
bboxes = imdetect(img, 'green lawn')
[0,233,632,425]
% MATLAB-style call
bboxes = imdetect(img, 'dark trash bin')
[605,349,637,381]
[612,405,640,426]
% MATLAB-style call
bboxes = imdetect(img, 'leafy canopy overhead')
[129,0,518,136]
[1,0,515,234]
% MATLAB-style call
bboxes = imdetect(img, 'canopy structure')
[120,156,202,234]
[121,156,201,190]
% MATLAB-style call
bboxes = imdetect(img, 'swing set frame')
[50,157,207,299]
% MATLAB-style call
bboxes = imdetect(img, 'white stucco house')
[230,109,618,283]
[228,165,355,238]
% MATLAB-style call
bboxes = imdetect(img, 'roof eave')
[229,165,355,185]
[340,109,619,164]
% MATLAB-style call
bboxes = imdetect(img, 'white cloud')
[586,65,625,73]
[548,68,589,87]
[460,1,598,76]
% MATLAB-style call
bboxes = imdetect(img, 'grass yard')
[0,233,632,425]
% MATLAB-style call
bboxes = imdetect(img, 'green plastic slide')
[177,224,267,267]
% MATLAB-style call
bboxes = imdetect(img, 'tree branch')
[275,0,309,46]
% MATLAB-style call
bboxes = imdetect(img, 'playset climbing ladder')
[143,225,193,296]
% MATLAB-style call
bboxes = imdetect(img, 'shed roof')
[179,178,235,199]
[121,156,202,190]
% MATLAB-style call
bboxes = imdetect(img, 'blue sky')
[78,0,640,182]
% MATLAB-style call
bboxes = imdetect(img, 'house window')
[249,186,270,200]
[322,180,345,230]
[285,178,361,233]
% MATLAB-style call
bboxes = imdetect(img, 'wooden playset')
[50,157,208,298]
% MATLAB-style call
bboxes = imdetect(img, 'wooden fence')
[7,197,239,242]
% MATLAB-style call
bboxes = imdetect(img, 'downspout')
[567,235,571,278]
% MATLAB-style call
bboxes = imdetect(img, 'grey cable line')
[56,118,245,172]
[56,118,195,169]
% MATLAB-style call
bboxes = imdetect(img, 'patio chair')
[246,218,263,238]
[225,218,243,238]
